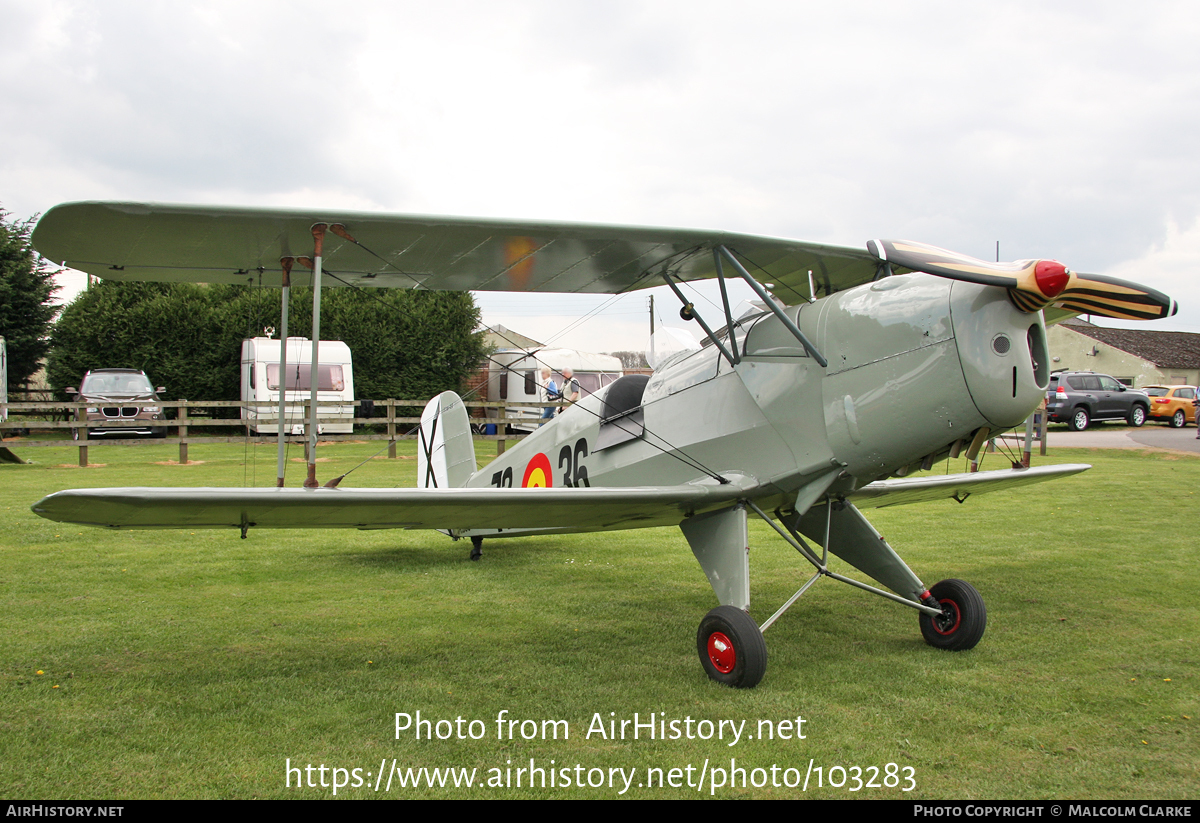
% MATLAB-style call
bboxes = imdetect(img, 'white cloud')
[4,0,1199,338]
[1103,216,1200,332]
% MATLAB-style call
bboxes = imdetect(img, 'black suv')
[1045,371,1149,431]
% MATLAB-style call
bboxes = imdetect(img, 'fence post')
[387,399,396,459]
[178,400,189,464]
[76,404,88,467]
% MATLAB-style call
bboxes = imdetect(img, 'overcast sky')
[4,0,1199,353]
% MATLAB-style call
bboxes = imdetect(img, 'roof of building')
[1062,318,1200,370]
[482,324,543,350]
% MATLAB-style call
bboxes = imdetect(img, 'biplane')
[30,202,1177,687]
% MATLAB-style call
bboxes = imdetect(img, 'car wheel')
[1068,407,1090,431]
[1128,406,1146,427]
[1171,409,1186,428]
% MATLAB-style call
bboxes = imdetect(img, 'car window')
[1080,375,1102,390]
[1098,376,1122,391]
[1145,387,1168,397]
[81,373,154,394]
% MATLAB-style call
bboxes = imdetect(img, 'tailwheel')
[919,579,986,651]
[696,605,767,688]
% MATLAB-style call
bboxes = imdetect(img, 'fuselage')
[463,274,1050,530]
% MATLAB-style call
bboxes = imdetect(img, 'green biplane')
[30,202,1176,687]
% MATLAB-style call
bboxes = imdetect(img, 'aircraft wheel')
[1171,410,1186,428]
[696,606,767,688]
[920,579,986,651]
[1068,408,1090,431]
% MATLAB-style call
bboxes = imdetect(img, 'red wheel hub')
[706,631,736,673]
[933,599,962,636]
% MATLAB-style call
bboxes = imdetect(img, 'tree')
[47,281,489,404]
[0,210,58,387]
[608,350,649,369]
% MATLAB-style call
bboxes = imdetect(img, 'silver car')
[67,369,166,439]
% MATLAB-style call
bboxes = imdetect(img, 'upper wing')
[846,463,1090,509]
[32,201,880,304]
[31,483,744,532]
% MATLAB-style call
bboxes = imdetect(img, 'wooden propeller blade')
[868,239,1176,320]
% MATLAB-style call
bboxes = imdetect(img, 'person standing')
[541,367,558,421]
[560,367,581,413]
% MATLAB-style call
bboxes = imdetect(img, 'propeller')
[866,239,1177,321]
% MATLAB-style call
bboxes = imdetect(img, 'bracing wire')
[317,267,730,485]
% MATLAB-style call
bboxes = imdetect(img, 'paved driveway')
[1045,425,1200,454]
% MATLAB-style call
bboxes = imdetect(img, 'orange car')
[1142,385,1198,427]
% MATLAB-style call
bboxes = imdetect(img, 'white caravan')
[486,347,623,431]
[240,337,355,435]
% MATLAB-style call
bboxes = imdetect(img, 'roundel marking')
[522,452,552,487]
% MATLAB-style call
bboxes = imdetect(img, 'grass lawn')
[1,439,1196,799]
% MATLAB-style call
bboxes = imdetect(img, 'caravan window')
[576,373,600,395]
[524,370,536,395]
[266,363,345,391]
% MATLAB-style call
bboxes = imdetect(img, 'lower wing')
[32,464,1089,532]
[31,484,743,532]
[847,463,1090,509]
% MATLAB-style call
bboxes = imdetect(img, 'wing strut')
[660,271,739,366]
[716,246,828,368]
[275,257,293,487]
[657,246,829,369]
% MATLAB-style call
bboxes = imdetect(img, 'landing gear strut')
[469,536,483,561]
[684,494,990,688]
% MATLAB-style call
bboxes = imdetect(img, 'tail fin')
[417,392,476,489]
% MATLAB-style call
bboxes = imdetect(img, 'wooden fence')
[0,399,546,466]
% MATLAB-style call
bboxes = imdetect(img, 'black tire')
[1171,409,1186,428]
[1128,406,1146,427]
[696,606,767,688]
[919,579,986,651]
[1068,407,1090,431]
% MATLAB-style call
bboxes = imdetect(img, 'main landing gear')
[918,578,987,650]
[697,606,768,688]
[682,496,987,689]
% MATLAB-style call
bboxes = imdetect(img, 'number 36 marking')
[558,438,590,488]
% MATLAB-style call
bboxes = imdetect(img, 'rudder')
[417,392,476,489]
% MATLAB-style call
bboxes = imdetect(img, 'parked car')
[1045,371,1149,431]
[1142,385,1197,428]
[67,369,166,439]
